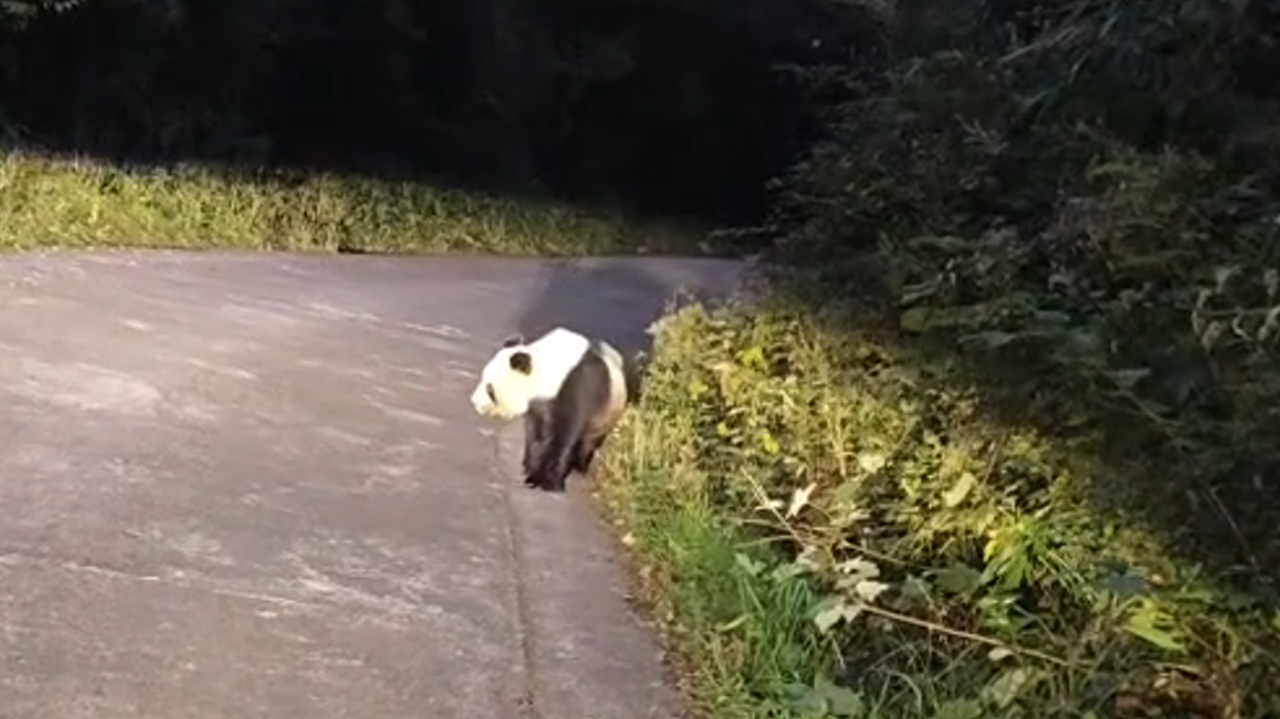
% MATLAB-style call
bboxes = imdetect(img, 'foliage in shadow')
[600,1,1280,716]
[767,0,1280,598]
[0,0,883,230]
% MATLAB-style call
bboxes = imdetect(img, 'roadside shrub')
[0,151,698,254]
[770,0,1280,590]
[604,1,1280,716]
[605,301,1280,717]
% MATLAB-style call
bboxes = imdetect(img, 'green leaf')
[1214,264,1240,291]
[1106,368,1151,391]
[770,561,806,583]
[782,682,826,716]
[1058,327,1103,356]
[1030,309,1071,326]
[813,601,847,634]
[1099,570,1149,600]
[960,330,1019,349]
[814,675,866,718]
[852,579,890,603]
[908,234,969,253]
[836,557,880,580]
[832,479,862,506]
[759,428,781,455]
[857,451,888,473]
[1200,320,1226,351]
[1223,590,1261,612]
[982,667,1032,710]
[942,471,977,508]
[714,614,748,633]
[931,563,984,596]
[739,345,767,371]
[929,698,984,719]
[811,597,861,634]
[899,575,932,604]
[1124,599,1187,653]
[734,552,765,577]
[899,306,931,333]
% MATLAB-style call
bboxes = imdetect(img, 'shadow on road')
[511,256,745,399]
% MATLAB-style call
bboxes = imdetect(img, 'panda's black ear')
[509,351,533,375]
[501,334,524,348]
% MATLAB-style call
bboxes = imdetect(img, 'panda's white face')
[470,328,593,420]
[471,339,537,419]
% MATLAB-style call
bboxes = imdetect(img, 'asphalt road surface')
[0,250,746,719]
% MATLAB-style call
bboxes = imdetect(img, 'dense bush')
[0,0,873,226]
[607,302,1278,717]
[771,0,1280,588]
[603,1,1280,717]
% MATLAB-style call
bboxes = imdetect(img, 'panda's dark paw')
[523,476,567,493]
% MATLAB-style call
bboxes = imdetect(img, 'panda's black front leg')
[522,430,570,491]
[536,403,587,493]
[536,433,577,492]
[522,403,551,488]
[520,412,577,492]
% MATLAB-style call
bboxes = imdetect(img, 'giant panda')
[470,326,630,492]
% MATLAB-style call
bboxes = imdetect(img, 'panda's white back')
[527,327,592,401]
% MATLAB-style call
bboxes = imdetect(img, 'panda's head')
[471,335,537,419]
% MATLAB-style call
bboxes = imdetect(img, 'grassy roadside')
[593,3,1280,717]
[599,299,1280,719]
[0,150,705,255]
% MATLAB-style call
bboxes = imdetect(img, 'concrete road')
[0,250,745,719]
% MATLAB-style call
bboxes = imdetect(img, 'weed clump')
[601,1,1280,717]
[605,302,1278,717]
[0,151,699,255]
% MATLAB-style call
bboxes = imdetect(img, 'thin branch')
[851,600,1073,667]
[741,468,1072,669]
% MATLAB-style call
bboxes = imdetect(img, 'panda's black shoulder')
[553,341,612,395]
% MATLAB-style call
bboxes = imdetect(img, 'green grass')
[0,150,706,255]
[599,300,1280,719]
[601,395,829,719]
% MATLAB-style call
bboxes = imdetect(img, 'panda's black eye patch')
[486,383,496,402]
[509,351,532,374]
